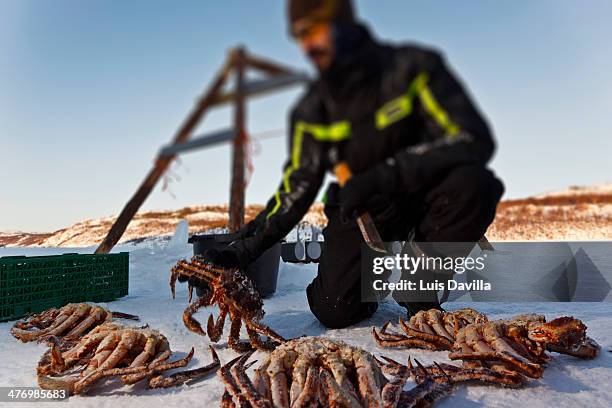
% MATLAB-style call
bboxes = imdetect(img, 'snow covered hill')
[0,204,327,248]
[2,183,611,248]
[489,183,612,241]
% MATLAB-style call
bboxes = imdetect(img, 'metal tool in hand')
[333,162,387,253]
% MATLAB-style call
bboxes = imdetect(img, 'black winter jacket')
[235,25,495,264]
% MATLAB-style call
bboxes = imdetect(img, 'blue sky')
[1,0,611,232]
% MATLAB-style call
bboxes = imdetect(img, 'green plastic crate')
[0,252,129,322]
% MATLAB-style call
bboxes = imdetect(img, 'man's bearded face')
[292,20,335,71]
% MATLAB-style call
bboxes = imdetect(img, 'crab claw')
[38,375,77,395]
[50,344,66,372]
[182,300,207,336]
[433,361,452,381]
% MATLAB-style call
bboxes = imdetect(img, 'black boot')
[392,237,447,317]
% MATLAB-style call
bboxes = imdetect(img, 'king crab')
[449,314,600,378]
[217,337,457,408]
[36,322,220,394]
[374,309,600,381]
[373,308,488,351]
[11,303,138,343]
[170,256,286,352]
[217,336,534,408]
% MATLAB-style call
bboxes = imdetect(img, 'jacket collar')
[318,24,383,98]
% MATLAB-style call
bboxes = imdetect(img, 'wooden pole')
[94,56,234,254]
[229,47,246,232]
[246,53,294,76]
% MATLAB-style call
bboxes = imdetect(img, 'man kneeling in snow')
[201,0,503,328]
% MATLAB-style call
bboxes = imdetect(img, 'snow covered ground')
[1,241,611,408]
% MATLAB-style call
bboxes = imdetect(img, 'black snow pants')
[306,164,504,329]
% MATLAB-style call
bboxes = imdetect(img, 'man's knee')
[439,165,503,203]
[420,165,504,241]
[306,283,377,329]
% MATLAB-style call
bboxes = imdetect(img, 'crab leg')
[290,365,319,408]
[188,284,194,303]
[39,304,78,331]
[14,308,59,330]
[247,320,287,344]
[413,311,436,335]
[109,311,139,320]
[426,309,454,341]
[150,339,172,364]
[442,314,459,337]
[483,323,535,366]
[246,324,278,351]
[11,305,74,341]
[182,296,211,336]
[407,360,525,388]
[118,333,159,384]
[149,346,220,388]
[444,364,525,388]
[453,323,543,377]
[85,332,121,373]
[207,306,228,342]
[320,353,361,408]
[353,349,384,407]
[229,352,272,408]
[266,348,297,408]
[398,379,452,408]
[319,368,361,408]
[379,357,411,408]
[228,315,252,352]
[399,319,453,349]
[372,324,439,350]
[253,356,272,402]
[128,334,159,368]
[176,260,219,281]
[191,258,226,276]
[221,390,237,408]
[449,350,543,378]
[46,332,106,372]
[504,327,547,363]
[98,330,138,370]
[218,355,253,408]
[46,303,92,337]
[121,338,172,384]
[72,348,194,394]
[464,324,495,353]
[64,306,107,338]
[31,309,61,328]
[289,354,310,404]
[397,361,453,408]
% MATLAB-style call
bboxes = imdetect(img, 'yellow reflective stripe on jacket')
[375,72,461,137]
[375,94,412,129]
[299,120,351,142]
[416,74,460,136]
[266,120,350,219]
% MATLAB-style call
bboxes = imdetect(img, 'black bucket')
[188,233,281,298]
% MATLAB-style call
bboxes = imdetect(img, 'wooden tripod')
[95,47,307,254]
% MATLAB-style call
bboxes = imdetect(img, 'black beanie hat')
[287,0,355,26]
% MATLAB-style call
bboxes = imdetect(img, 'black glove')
[203,245,246,269]
[338,164,393,220]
